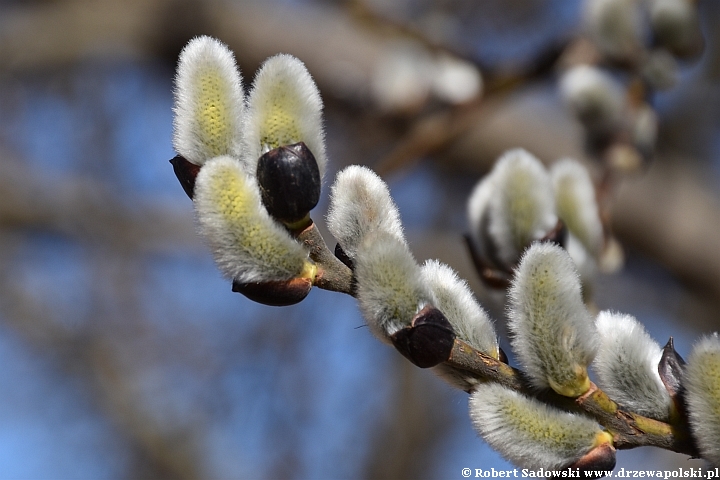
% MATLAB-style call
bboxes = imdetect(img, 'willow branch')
[296,213,699,457]
[447,339,698,457]
[295,220,354,295]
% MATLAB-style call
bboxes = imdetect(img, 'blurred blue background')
[0,0,718,478]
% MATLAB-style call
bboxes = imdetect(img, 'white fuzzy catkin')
[354,232,431,343]
[632,104,660,153]
[508,243,597,397]
[641,50,678,91]
[551,158,603,258]
[583,0,645,61]
[371,42,434,113]
[650,0,700,54]
[326,165,405,260]
[173,36,245,166]
[244,54,327,179]
[467,174,498,267]
[594,311,671,421]
[565,233,598,288]
[685,334,720,466]
[193,156,312,283]
[431,54,483,105]
[422,260,499,390]
[470,383,612,469]
[559,65,625,134]
[421,260,498,357]
[487,149,557,267]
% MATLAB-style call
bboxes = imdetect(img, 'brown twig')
[446,338,698,456]
[295,220,354,295]
[294,224,700,458]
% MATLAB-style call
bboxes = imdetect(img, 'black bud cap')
[232,277,312,307]
[256,142,321,224]
[390,306,456,368]
[170,155,201,200]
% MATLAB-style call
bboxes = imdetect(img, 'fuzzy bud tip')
[244,54,327,179]
[470,383,613,470]
[508,242,596,397]
[172,36,245,165]
[685,334,720,465]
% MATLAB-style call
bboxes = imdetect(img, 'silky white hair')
[685,334,720,466]
[508,243,597,397]
[466,174,498,267]
[470,383,610,469]
[559,64,625,133]
[173,36,245,165]
[649,0,699,54]
[421,260,497,357]
[354,232,430,343]
[193,156,310,283]
[243,54,327,179]
[422,260,500,390]
[326,165,405,260]
[583,0,645,61]
[593,311,671,420]
[551,158,603,258]
[487,149,557,267]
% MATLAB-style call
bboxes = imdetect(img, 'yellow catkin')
[470,383,611,469]
[526,265,589,396]
[195,72,232,157]
[196,157,309,282]
[556,176,589,246]
[687,338,720,463]
[508,244,596,397]
[499,394,597,450]
[505,168,540,252]
[258,82,302,150]
[693,350,720,419]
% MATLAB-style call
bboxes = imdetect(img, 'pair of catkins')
[169,36,720,471]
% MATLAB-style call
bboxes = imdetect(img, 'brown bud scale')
[170,155,201,200]
[232,277,312,306]
[390,306,456,368]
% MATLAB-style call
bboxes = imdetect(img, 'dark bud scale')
[539,218,568,250]
[568,443,616,478]
[170,155,201,200]
[256,142,321,224]
[232,277,313,307]
[659,337,689,418]
[498,347,508,364]
[659,337,686,397]
[391,306,456,368]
